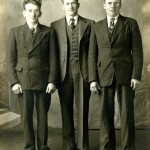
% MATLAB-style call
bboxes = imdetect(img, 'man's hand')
[147,64,150,72]
[90,81,101,94]
[131,79,141,90]
[12,83,23,94]
[46,83,56,94]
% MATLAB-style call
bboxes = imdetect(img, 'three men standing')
[7,0,143,150]
[50,0,94,150]
[89,0,143,150]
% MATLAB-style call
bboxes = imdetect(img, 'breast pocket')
[41,35,49,43]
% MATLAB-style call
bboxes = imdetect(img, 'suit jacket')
[7,23,58,90]
[50,16,94,83]
[89,15,143,86]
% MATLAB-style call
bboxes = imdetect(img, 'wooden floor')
[0,129,150,150]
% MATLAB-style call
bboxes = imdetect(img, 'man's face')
[62,0,80,17]
[23,3,41,24]
[104,0,122,17]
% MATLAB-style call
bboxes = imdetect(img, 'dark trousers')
[23,90,51,150]
[58,60,91,150]
[100,78,136,150]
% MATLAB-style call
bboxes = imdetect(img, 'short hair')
[61,0,79,3]
[23,0,42,9]
[104,0,121,3]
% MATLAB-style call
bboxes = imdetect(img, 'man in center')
[50,0,94,149]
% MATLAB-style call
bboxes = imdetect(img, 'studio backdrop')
[0,0,150,130]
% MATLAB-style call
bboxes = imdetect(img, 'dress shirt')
[66,15,78,26]
[107,14,119,28]
[27,22,38,32]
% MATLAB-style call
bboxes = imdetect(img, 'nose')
[31,10,36,17]
[68,3,73,9]
[110,3,115,7]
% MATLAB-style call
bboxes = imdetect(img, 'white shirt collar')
[66,15,78,26]
[107,14,119,26]
[27,22,38,31]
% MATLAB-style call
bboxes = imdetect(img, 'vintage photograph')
[0,0,150,150]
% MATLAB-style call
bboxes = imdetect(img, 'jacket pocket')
[97,61,101,67]
[15,65,23,72]
[41,36,49,43]
[125,58,133,65]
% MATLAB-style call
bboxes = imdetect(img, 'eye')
[34,9,40,13]
[27,9,32,13]
[115,2,120,6]
[108,2,112,5]
[71,2,76,5]
[66,2,70,5]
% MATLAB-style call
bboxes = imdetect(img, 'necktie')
[69,18,75,30]
[108,18,115,33]
[31,27,36,36]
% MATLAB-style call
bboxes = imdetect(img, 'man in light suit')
[7,0,58,150]
[50,0,94,149]
[89,0,143,149]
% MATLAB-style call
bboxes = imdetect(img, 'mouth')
[110,10,116,13]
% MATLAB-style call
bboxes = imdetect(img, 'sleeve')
[88,23,99,83]
[7,28,19,87]
[131,20,143,81]
[48,24,60,87]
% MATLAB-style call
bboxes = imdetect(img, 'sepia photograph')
[0,0,150,150]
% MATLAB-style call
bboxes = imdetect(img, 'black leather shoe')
[30,148,36,150]
[77,148,89,150]
[39,147,50,150]
[65,146,77,150]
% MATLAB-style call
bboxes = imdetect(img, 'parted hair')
[61,0,79,3]
[104,0,121,2]
[23,0,42,9]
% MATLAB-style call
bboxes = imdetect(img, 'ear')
[77,3,80,9]
[23,10,26,17]
[39,10,42,17]
[103,3,106,10]
[119,3,122,9]
[62,5,65,11]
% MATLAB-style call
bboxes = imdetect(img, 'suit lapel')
[21,23,32,45]
[29,24,47,53]
[79,16,88,42]
[60,18,68,44]
[101,18,111,43]
[111,15,128,44]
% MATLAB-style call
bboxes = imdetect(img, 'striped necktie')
[69,18,75,30]
[108,18,115,33]
[31,27,36,36]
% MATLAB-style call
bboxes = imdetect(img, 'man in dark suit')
[89,0,143,149]
[7,0,58,150]
[50,0,94,149]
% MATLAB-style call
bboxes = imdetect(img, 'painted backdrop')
[0,0,150,129]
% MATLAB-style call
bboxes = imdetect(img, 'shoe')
[39,147,50,150]
[65,146,77,150]
[77,149,88,150]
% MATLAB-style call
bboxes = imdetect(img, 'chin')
[31,20,37,23]
[110,14,116,17]
[68,12,75,16]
